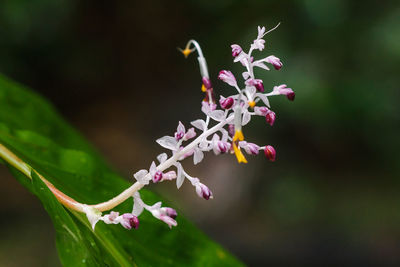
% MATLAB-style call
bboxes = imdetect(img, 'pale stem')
[0,115,233,213]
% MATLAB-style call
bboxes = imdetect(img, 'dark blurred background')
[0,0,400,266]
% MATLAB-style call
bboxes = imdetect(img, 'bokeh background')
[0,0,399,266]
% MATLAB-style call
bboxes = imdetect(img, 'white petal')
[134,169,150,185]
[83,206,102,231]
[242,110,251,126]
[242,72,250,80]
[220,129,229,142]
[199,139,209,150]
[176,163,184,189]
[157,153,168,163]
[256,93,271,108]
[177,121,185,133]
[191,119,207,131]
[253,61,270,70]
[132,200,144,217]
[156,136,178,151]
[234,52,247,63]
[209,110,226,122]
[149,161,156,176]
[193,147,204,165]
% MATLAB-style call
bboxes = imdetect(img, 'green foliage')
[0,74,242,266]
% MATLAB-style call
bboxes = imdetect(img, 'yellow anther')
[201,84,207,92]
[233,143,247,164]
[232,130,247,163]
[248,101,256,108]
[181,48,193,58]
[233,130,244,142]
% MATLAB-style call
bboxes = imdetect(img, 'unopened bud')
[231,44,242,57]
[264,145,276,162]
[121,213,139,230]
[162,207,178,219]
[152,170,163,183]
[265,111,276,126]
[195,183,213,200]
[286,91,295,101]
[219,96,234,109]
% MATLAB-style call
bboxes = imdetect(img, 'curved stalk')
[0,116,233,213]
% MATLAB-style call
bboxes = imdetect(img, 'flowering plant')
[81,24,295,230]
[0,25,294,233]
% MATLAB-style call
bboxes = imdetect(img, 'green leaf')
[0,73,243,266]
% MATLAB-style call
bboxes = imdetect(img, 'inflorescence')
[84,24,295,231]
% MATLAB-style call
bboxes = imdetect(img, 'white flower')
[133,169,150,185]
[83,205,102,230]
[156,136,179,151]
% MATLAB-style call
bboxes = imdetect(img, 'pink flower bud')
[231,44,242,57]
[152,170,163,183]
[264,145,276,162]
[218,70,237,87]
[245,78,264,92]
[217,141,231,153]
[265,55,283,70]
[121,213,139,230]
[274,84,295,101]
[162,207,178,219]
[265,111,276,126]
[286,91,295,101]
[195,183,213,200]
[202,77,212,89]
[240,141,259,155]
[183,127,196,141]
[219,96,234,109]
[175,121,185,141]
[254,106,269,116]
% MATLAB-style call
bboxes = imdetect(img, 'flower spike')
[77,25,294,232]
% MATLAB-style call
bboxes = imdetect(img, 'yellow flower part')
[201,84,207,92]
[233,130,247,163]
[181,48,193,58]
[248,101,256,108]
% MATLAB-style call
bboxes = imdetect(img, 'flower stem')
[0,116,233,213]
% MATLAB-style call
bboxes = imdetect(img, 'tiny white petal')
[220,129,229,142]
[132,200,144,217]
[242,72,250,80]
[253,61,270,70]
[209,110,226,122]
[134,169,150,185]
[242,110,251,126]
[193,147,204,165]
[83,206,102,231]
[156,136,178,151]
[176,163,184,189]
[157,153,168,163]
[256,93,271,108]
[191,119,207,131]
[199,138,209,150]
